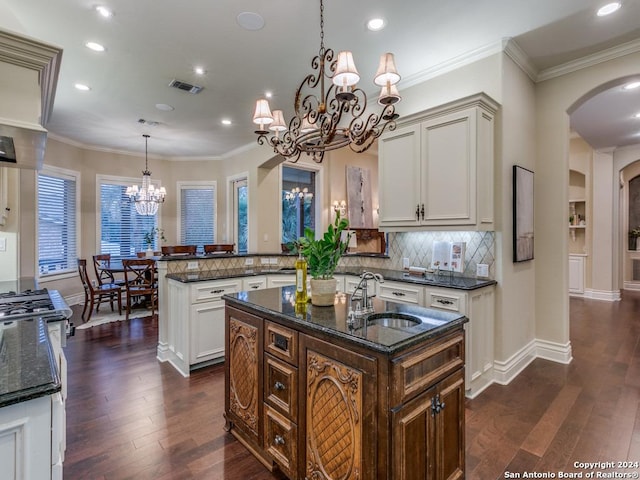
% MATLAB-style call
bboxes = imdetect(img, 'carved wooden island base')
[224,286,468,480]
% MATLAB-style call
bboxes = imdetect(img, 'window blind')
[180,186,215,247]
[99,182,156,257]
[38,172,77,276]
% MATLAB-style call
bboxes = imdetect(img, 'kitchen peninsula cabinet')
[224,287,467,480]
[378,93,498,231]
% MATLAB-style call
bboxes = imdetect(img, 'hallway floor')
[62,292,640,479]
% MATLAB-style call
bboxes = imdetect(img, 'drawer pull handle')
[274,381,286,391]
[392,291,406,297]
[210,289,225,294]
[274,435,285,446]
[251,285,260,289]
[436,298,453,306]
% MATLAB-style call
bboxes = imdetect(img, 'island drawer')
[390,330,465,406]
[264,321,298,366]
[191,279,242,303]
[377,281,424,305]
[264,404,297,479]
[264,354,298,419]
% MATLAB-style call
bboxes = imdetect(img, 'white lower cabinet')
[569,254,585,295]
[0,394,62,480]
[243,275,267,291]
[167,278,242,376]
[424,284,495,398]
[267,274,296,288]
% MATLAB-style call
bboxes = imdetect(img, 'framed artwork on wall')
[513,165,534,262]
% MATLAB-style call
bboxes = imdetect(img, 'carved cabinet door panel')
[301,334,377,480]
[225,306,263,442]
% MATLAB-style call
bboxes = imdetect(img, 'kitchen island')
[223,286,468,480]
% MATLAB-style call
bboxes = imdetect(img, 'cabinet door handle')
[431,394,445,417]
[415,204,420,220]
[210,289,225,294]
[274,381,286,391]
[421,203,425,220]
[436,298,454,306]
[274,435,285,445]
[392,291,406,297]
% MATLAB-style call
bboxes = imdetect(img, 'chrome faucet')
[348,272,384,325]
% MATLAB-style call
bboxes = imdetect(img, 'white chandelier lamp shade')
[126,134,166,216]
[378,83,402,106]
[333,51,360,87]
[269,109,287,137]
[253,99,274,133]
[253,0,401,163]
[374,52,401,87]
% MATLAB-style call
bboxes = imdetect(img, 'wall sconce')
[333,200,347,217]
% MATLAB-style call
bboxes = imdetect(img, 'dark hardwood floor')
[63,292,640,479]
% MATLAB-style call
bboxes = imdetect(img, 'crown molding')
[401,40,504,90]
[536,37,640,82]
[502,38,539,82]
[0,28,63,126]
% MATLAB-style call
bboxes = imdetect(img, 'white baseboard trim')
[493,340,537,386]
[536,339,573,364]
[623,282,640,291]
[492,339,572,387]
[583,289,621,301]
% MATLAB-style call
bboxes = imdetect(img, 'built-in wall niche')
[569,169,587,254]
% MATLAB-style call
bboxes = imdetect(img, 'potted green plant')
[299,213,350,306]
[143,227,165,255]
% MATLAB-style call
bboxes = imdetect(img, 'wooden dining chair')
[78,258,122,323]
[92,253,125,287]
[161,245,197,256]
[136,251,161,258]
[122,258,158,321]
[203,244,235,254]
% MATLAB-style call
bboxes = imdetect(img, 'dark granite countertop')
[224,286,467,355]
[167,266,495,291]
[157,252,389,261]
[0,317,61,408]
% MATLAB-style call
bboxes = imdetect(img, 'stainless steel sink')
[366,312,421,328]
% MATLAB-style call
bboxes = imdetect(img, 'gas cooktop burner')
[0,288,58,319]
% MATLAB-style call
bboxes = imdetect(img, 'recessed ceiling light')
[74,83,91,91]
[221,119,232,126]
[237,12,265,31]
[634,112,640,118]
[85,41,105,52]
[155,103,174,112]
[95,6,113,18]
[597,2,621,16]
[265,91,273,98]
[366,18,386,31]
[624,81,640,90]
[194,66,206,75]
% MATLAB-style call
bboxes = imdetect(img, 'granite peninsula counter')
[223,285,468,479]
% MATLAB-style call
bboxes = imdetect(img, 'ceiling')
[1,0,639,159]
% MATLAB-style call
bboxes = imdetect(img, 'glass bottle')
[295,252,308,304]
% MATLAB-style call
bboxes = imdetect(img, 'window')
[231,178,248,254]
[37,167,79,277]
[179,182,216,248]
[282,166,316,244]
[99,177,157,257]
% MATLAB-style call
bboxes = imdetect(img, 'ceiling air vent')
[168,79,203,94]
[137,119,159,127]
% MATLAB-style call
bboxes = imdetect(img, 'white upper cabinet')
[378,93,498,231]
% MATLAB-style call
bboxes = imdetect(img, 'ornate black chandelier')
[252,0,401,163]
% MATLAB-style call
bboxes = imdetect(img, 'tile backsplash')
[164,231,496,279]
[386,231,495,278]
